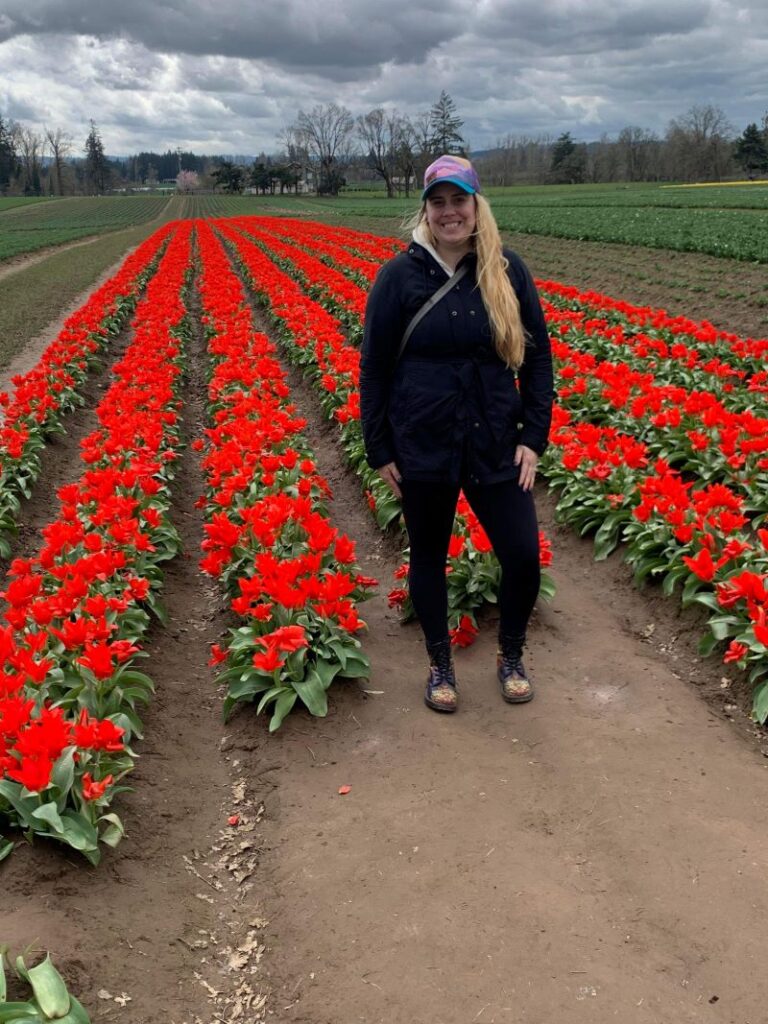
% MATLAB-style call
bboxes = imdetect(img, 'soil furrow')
[0,327,133,577]
[0,235,102,283]
[2,262,233,1022]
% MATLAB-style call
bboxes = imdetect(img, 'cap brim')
[422,176,477,200]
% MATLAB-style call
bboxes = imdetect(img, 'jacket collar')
[408,233,478,278]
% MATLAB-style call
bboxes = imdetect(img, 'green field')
[1,182,768,268]
[0,202,184,368]
[0,196,59,212]
[3,184,766,263]
[175,182,768,262]
[0,195,171,261]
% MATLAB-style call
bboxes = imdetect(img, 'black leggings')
[400,477,541,646]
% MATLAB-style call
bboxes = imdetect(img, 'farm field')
[183,180,768,261]
[2,214,768,1022]
[0,194,171,261]
[3,181,768,265]
[0,198,186,368]
[0,196,59,212]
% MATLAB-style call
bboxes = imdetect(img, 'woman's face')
[424,183,477,252]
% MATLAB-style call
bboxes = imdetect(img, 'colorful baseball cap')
[422,154,481,199]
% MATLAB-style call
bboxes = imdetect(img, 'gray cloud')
[469,0,711,53]
[0,0,466,70]
[0,0,765,155]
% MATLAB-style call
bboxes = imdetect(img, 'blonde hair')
[406,192,527,369]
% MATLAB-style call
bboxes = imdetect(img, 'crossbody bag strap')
[395,264,469,363]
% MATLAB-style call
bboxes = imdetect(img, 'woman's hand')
[514,445,539,492]
[377,461,402,498]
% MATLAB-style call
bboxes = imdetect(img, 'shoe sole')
[501,690,534,704]
[424,694,458,713]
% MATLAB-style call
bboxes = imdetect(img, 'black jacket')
[359,242,554,484]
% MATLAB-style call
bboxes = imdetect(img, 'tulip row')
[241,215,387,291]
[0,224,174,557]
[550,333,768,509]
[538,279,768,381]
[542,300,762,405]
[231,216,368,338]
[214,220,399,525]
[242,215,386,286]
[216,218,554,640]
[195,220,376,730]
[532,298,768,696]
[529,282,768,708]
[543,404,768,715]
[0,222,192,861]
[253,215,400,265]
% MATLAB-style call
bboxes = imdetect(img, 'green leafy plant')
[0,946,91,1022]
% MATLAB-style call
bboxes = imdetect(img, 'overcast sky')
[0,0,765,156]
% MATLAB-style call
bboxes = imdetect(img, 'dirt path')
[240,482,768,1024]
[506,231,768,342]
[0,195,181,285]
[0,235,103,283]
[218,350,768,1024]
[3,234,768,1023]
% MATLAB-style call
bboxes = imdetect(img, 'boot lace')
[499,637,526,677]
[429,642,456,686]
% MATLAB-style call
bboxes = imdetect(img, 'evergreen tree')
[84,120,109,194]
[274,163,301,194]
[0,116,18,193]
[250,160,273,194]
[733,123,768,176]
[429,91,465,155]
[211,160,245,193]
[551,132,587,183]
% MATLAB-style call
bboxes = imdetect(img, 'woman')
[360,154,554,713]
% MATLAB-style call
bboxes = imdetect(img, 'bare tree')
[665,104,735,181]
[479,134,555,186]
[277,125,310,192]
[392,115,418,196]
[357,108,411,198]
[12,123,44,194]
[411,110,436,183]
[484,135,517,186]
[44,126,72,195]
[586,134,621,183]
[616,126,660,181]
[292,103,354,195]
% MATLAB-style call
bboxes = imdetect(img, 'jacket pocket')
[483,367,522,445]
[391,368,457,474]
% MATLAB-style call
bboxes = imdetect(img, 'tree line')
[0,119,115,196]
[1,95,767,198]
[488,108,768,187]
[0,118,235,196]
[275,97,768,193]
